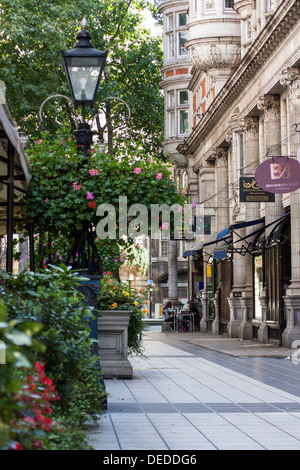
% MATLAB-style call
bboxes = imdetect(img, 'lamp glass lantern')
[61,19,107,108]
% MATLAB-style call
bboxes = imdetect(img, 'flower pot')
[97,310,133,379]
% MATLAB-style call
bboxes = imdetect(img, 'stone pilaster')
[198,162,215,332]
[279,68,300,347]
[212,146,229,335]
[257,94,284,238]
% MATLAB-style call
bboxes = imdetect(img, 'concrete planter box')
[97,310,133,379]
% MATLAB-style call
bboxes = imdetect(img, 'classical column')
[199,162,215,332]
[239,117,260,339]
[257,94,284,237]
[280,68,300,348]
[212,147,229,334]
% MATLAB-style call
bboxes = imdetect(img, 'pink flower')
[161,222,169,230]
[156,172,162,180]
[134,167,142,174]
[45,198,49,203]
[105,256,108,259]
[59,256,62,260]
[73,182,81,190]
[68,137,72,141]
[86,192,94,200]
[36,139,43,144]
[114,259,118,262]
[89,169,99,176]
[192,202,197,208]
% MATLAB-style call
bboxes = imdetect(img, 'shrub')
[0,266,106,449]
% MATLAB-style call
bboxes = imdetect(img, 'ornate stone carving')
[187,41,241,72]
[280,68,300,106]
[232,189,241,221]
[212,147,228,167]
[257,94,280,119]
[239,116,259,139]
[280,68,300,92]
[225,129,233,144]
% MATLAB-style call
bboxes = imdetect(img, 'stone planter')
[97,310,133,379]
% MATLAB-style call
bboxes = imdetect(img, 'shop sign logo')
[255,157,300,194]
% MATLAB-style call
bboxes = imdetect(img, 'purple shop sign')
[255,157,300,194]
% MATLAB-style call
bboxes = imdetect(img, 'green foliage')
[0,266,106,450]
[0,299,44,449]
[19,135,186,242]
[97,274,148,355]
[0,0,164,154]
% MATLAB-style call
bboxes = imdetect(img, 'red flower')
[88,201,96,208]
[11,442,22,450]
[34,362,44,373]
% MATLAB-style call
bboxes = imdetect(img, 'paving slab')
[87,329,300,452]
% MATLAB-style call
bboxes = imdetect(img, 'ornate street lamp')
[61,18,107,275]
[61,17,107,156]
[37,18,130,275]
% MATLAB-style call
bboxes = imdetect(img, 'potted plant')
[96,274,148,378]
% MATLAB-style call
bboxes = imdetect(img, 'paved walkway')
[87,329,300,451]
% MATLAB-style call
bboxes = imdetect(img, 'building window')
[205,0,215,9]
[169,110,175,136]
[225,0,234,8]
[178,13,187,26]
[179,109,189,135]
[167,33,174,58]
[168,91,175,107]
[247,21,252,40]
[167,14,174,30]
[178,31,188,56]
[161,240,168,258]
[179,90,189,105]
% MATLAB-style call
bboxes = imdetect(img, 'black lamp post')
[61,18,107,275]
[61,17,107,157]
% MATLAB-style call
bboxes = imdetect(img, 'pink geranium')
[86,192,94,200]
[89,169,99,175]
[156,172,162,180]
[134,167,142,174]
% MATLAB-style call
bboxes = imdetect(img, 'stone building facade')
[159,0,300,346]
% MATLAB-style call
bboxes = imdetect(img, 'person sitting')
[162,301,174,331]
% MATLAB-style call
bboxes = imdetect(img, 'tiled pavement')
[87,330,300,451]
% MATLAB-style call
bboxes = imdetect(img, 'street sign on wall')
[255,157,300,194]
[239,177,275,202]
